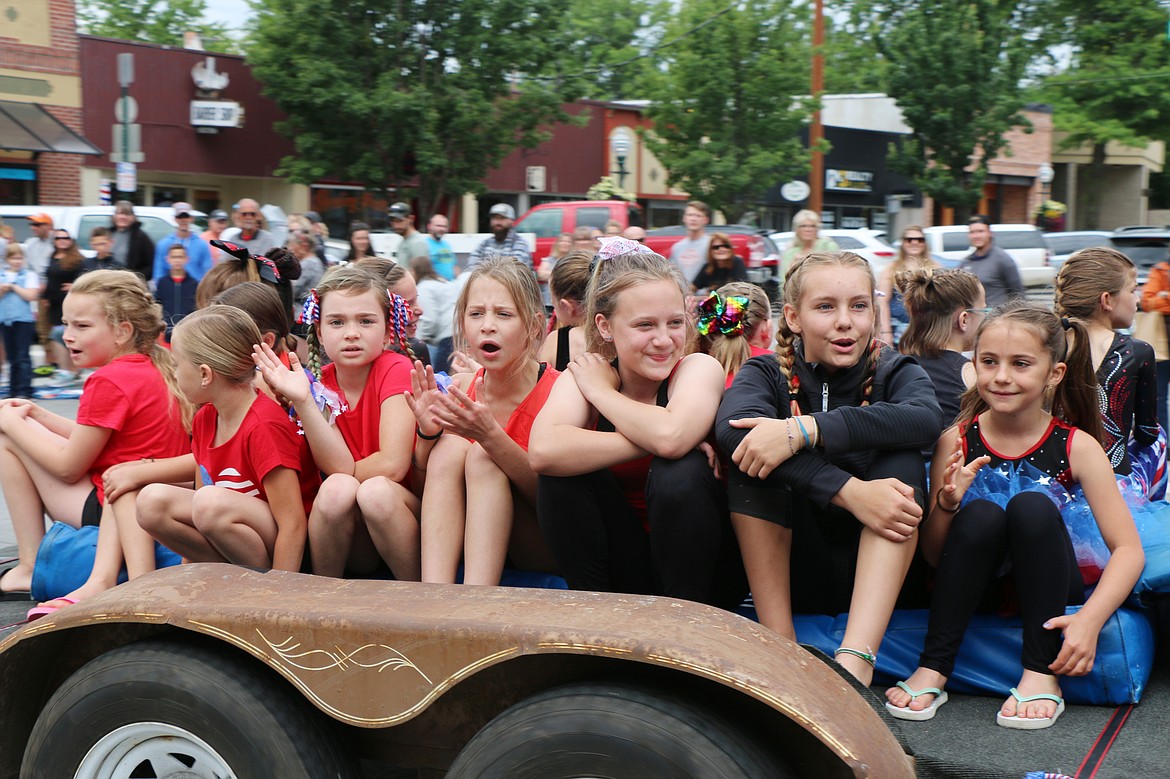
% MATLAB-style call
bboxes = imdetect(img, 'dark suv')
[1111,225,1170,285]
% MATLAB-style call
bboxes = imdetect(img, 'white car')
[769,228,896,270]
[923,223,1053,287]
[0,205,203,257]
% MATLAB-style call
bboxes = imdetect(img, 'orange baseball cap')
[27,212,53,226]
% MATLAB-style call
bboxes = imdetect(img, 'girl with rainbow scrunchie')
[253,264,421,581]
[695,281,773,388]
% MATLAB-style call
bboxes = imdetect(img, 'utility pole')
[808,0,825,219]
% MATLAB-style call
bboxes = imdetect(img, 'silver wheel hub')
[76,722,234,779]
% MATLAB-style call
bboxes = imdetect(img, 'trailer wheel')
[22,640,359,779]
[447,681,794,779]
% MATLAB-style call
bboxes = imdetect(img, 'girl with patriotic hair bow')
[407,255,559,586]
[530,241,746,608]
[696,281,772,388]
[253,264,421,581]
[716,251,942,686]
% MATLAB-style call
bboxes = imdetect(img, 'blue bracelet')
[794,416,812,447]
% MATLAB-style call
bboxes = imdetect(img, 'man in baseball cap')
[153,202,211,281]
[468,203,530,269]
[203,210,230,264]
[389,202,428,269]
[23,213,54,282]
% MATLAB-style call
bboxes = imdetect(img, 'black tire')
[22,639,360,779]
[447,681,794,779]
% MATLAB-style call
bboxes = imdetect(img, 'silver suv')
[0,205,202,256]
[923,223,1053,287]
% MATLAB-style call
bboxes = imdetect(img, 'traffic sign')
[115,162,137,193]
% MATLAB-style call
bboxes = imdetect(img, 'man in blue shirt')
[425,213,458,279]
[152,203,213,282]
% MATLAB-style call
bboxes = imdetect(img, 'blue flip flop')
[885,680,949,721]
[996,687,1065,730]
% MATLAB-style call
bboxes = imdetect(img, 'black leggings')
[919,492,1085,678]
[537,449,746,609]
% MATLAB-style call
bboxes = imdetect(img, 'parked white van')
[922,223,1053,287]
[0,205,203,256]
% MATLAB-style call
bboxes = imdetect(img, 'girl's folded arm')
[263,466,308,572]
[26,402,75,439]
[811,361,943,455]
[529,371,645,476]
[294,394,357,476]
[353,395,413,483]
[4,414,110,484]
[587,353,725,459]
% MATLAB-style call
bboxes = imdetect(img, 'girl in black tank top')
[885,303,1144,731]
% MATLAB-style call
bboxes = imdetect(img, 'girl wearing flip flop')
[0,270,190,610]
[886,302,1144,729]
[716,251,942,685]
[254,265,421,581]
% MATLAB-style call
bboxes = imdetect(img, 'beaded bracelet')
[786,419,798,455]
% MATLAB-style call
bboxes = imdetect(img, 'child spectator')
[1056,247,1158,475]
[412,255,457,374]
[0,270,190,610]
[408,256,559,585]
[897,268,985,428]
[531,240,744,607]
[355,258,431,367]
[137,306,318,572]
[0,243,39,399]
[254,265,420,581]
[716,251,942,685]
[885,303,1143,729]
[155,244,199,341]
[538,250,591,371]
[696,281,772,388]
[84,227,121,273]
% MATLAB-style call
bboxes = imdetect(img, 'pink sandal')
[27,597,78,622]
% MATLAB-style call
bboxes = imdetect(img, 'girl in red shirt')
[0,270,190,609]
[696,281,773,388]
[409,256,559,585]
[254,265,419,581]
[138,306,318,571]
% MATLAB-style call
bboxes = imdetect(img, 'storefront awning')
[0,100,102,155]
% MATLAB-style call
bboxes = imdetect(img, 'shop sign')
[190,100,243,128]
[825,169,874,193]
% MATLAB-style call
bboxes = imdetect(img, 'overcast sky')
[203,0,253,31]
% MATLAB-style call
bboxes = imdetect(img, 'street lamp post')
[611,134,631,190]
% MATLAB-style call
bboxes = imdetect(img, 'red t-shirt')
[466,364,559,451]
[321,350,412,460]
[192,391,320,514]
[76,353,190,502]
[725,345,775,389]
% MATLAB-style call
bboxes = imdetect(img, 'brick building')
[0,0,100,205]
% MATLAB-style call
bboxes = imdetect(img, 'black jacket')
[716,347,942,507]
[113,220,156,281]
[155,275,198,339]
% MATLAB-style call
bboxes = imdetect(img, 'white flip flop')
[885,680,949,722]
[996,687,1065,730]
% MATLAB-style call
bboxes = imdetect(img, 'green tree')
[247,0,584,217]
[1039,1,1170,228]
[862,0,1044,221]
[566,0,670,100]
[641,0,811,223]
[77,0,236,52]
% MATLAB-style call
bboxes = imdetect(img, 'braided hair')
[776,251,879,414]
[300,264,413,379]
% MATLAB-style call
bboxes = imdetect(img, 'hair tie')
[297,289,320,325]
[388,291,411,348]
[254,255,282,283]
[1061,316,1073,331]
[696,293,749,337]
[596,235,643,260]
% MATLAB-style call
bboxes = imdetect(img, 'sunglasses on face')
[965,307,994,316]
[903,236,926,243]
[54,235,72,241]
[711,243,732,250]
[238,211,258,216]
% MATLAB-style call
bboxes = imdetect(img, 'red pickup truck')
[514,201,780,287]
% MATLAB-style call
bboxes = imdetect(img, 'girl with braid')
[254,265,421,581]
[1055,247,1158,477]
[716,251,943,685]
[886,303,1142,729]
[696,281,773,387]
[408,256,559,586]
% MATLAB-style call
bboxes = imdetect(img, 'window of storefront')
[0,165,36,205]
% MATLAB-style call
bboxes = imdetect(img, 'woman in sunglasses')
[43,231,87,383]
[878,225,942,348]
[691,232,748,294]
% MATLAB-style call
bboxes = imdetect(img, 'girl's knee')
[191,487,233,533]
[356,477,408,514]
[947,499,1007,543]
[465,443,504,481]
[312,474,361,517]
[135,484,171,532]
[1005,492,1064,539]
[648,449,716,494]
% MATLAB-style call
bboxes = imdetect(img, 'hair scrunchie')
[297,289,320,325]
[1060,316,1073,331]
[696,293,750,337]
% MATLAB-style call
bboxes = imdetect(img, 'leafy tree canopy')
[565,0,669,100]
[642,0,812,223]
[247,0,585,216]
[856,0,1046,220]
[77,0,237,52]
